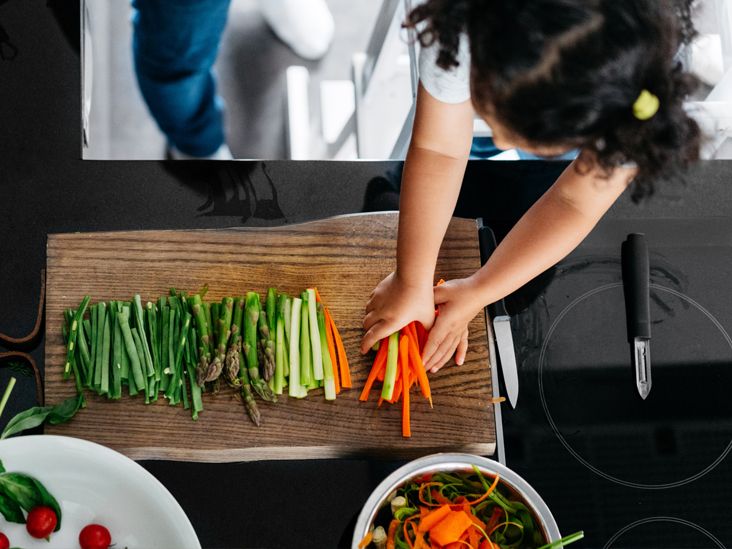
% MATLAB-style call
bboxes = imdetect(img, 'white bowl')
[0,435,200,549]
[353,453,561,548]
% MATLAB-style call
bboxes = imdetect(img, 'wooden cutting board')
[45,213,495,462]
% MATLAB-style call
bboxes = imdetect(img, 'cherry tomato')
[79,524,112,549]
[26,506,57,539]
[0,532,9,549]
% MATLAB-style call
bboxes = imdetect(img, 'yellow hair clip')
[633,89,660,121]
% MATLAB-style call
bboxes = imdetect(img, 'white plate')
[0,435,200,549]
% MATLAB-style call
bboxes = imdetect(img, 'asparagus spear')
[190,294,215,386]
[266,287,277,337]
[209,297,233,383]
[225,297,245,386]
[225,297,261,424]
[258,308,276,381]
[244,292,276,402]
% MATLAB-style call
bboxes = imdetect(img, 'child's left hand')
[422,277,484,373]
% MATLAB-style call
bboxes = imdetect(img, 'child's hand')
[422,278,483,372]
[361,272,436,354]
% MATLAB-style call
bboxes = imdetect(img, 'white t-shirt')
[418,35,472,104]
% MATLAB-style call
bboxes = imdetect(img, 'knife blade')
[621,233,652,400]
[478,224,519,408]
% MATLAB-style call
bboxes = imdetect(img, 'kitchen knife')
[478,223,519,408]
[621,233,652,400]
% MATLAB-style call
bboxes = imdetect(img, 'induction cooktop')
[484,217,732,548]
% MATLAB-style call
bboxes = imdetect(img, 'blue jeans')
[470,137,579,161]
[131,0,231,157]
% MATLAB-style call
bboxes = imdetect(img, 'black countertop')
[1,1,731,547]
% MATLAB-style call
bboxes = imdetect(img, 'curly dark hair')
[406,0,702,199]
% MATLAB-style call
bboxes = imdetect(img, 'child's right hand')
[361,272,436,354]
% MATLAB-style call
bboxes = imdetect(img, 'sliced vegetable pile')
[360,466,584,549]
[60,286,351,426]
[360,321,432,438]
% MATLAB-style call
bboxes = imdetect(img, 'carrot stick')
[387,519,399,549]
[327,308,352,387]
[408,332,432,407]
[357,531,373,549]
[400,334,411,437]
[359,343,388,401]
[324,314,340,394]
[314,287,322,302]
[418,504,451,533]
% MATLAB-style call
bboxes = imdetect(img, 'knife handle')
[621,233,651,341]
[477,222,509,318]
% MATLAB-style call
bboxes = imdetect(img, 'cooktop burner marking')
[603,516,725,549]
[538,283,732,490]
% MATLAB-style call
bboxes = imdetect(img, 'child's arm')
[421,156,636,371]
[361,84,475,354]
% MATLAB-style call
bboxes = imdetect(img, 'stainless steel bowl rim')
[352,452,561,548]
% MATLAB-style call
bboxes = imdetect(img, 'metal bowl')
[352,453,561,548]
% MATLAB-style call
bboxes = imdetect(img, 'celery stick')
[306,289,324,381]
[318,304,336,400]
[288,297,307,398]
[273,294,287,394]
[381,332,400,400]
[300,292,312,387]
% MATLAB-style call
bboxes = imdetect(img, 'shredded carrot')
[326,308,352,388]
[357,531,373,549]
[417,482,444,507]
[466,474,500,506]
[403,516,420,549]
[418,504,451,532]
[431,489,451,506]
[359,343,388,401]
[400,334,411,437]
[387,519,399,549]
[324,313,340,394]
[479,540,495,549]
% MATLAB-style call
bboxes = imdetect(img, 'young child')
[361,0,701,371]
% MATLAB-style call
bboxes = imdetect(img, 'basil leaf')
[0,472,41,510]
[1,393,83,439]
[0,405,52,440]
[0,490,24,523]
[47,394,84,425]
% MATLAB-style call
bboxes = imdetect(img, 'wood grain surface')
[45,213,494,462]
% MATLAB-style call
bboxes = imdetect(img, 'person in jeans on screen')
[131,0,334,160]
